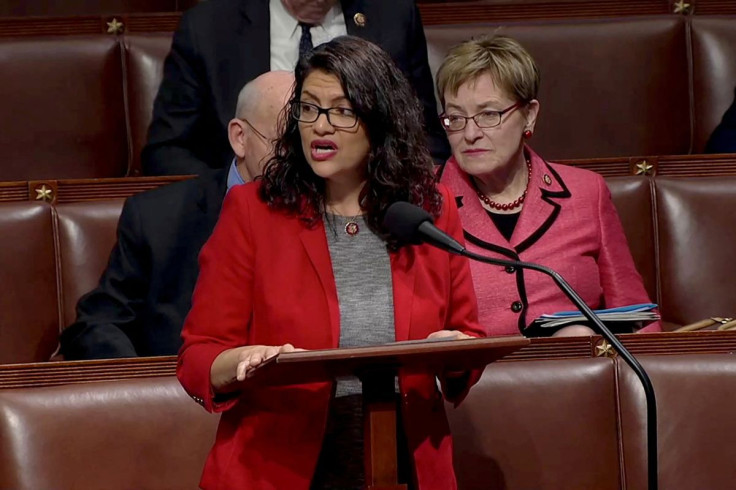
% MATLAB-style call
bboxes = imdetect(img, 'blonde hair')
[435,35,540,107]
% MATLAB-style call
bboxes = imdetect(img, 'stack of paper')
[534,303,660,329]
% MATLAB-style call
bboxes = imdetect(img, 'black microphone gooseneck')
[383,201,658,490]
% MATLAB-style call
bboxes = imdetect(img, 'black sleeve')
[59,199,149,360]
[141,11,212,176]
[705,87,736,154]
[406,2,451,165]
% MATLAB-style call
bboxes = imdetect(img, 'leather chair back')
[0,36,128,181]
[691,16,736,153]
[448,358,621,489]
[0,202,59,363]
[124,33,174,176]
[0,376,219,490]
[654,177,736,325]
[0,0,198,16]
[55,199,125,327]
[616,354,736,490]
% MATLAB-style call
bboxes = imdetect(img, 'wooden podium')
[248,336,529,490]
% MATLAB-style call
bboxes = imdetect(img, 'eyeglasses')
[292,101,359,129]
[439,102,524,132]
[239,118,270,142]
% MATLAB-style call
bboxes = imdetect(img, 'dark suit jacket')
[59,169,228,360]
[706,87,736,153]
[141,0,449,176]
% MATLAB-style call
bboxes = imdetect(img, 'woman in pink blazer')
[435,35,660,337]
[177,37,485,490]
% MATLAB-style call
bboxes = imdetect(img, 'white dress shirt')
[269,0,348,71]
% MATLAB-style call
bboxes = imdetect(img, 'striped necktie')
[298,22,314,60]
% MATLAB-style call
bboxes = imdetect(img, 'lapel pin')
[543,174,552,186]
[353,12,366,27]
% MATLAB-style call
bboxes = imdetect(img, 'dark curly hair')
[259,35,442,248]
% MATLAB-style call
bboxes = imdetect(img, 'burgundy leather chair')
[448,357,622,490]
[0,202,59,364]
[0,376,219,490]
[0,0,198,16]
[690,16,736,153]
[0,36,128,181]
[654,177,736,325]
[617,354,736,490]
[124,33,173,176]
[55,199,124,326]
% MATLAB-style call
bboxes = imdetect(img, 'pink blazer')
[439,146,661,336]
[177,183,485,490]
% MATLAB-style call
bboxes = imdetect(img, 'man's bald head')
[228,71,295,181]
[235,70,294,121]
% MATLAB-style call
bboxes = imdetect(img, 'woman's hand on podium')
[233,344,305,381]
[211,343,304,393]
[426,329,474,341]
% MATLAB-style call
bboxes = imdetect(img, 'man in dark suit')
[706,87,736,153]
[142,0,448,176]
[59,71,295,359]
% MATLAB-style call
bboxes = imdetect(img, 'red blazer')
[439,147,661,336]
[177,183,484,490]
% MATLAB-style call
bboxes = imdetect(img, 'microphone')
[383,201,659,490]
[383,201,465,254]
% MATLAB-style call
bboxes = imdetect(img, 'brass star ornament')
[34,185,53,202]
[673,0,691,14]
[595,340,616,358]
[106,18,124,34]
[634,160,654,176]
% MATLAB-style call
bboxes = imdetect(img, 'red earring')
[523,129,533,139]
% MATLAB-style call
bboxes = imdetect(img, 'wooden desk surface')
[1,331,734,390]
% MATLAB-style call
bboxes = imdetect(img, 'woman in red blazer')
[178,37,485,489]
[435,35,661,337]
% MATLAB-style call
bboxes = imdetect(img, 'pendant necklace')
[344,218,360,236]
[326,207,362,237]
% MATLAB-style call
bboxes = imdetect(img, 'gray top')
[312,214,401,489]
[323,213,395,397]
